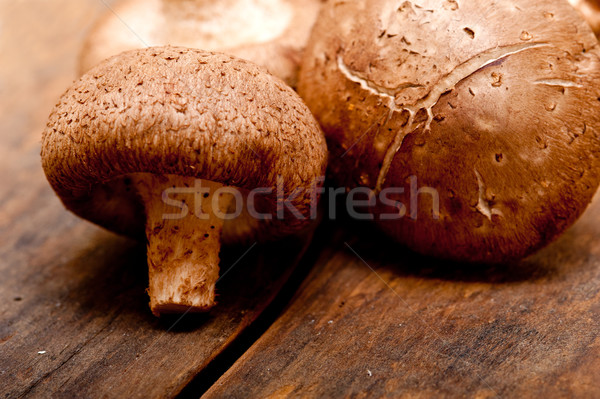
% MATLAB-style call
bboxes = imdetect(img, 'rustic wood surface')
[204,200,600,398]
[2,1,600,398]
[0,2,317,398]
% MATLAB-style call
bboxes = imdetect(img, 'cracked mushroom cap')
[79,0,324,87]
[298,0,600,263]
[43,46,327,242]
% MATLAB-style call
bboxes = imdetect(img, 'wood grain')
[1,228,316,398]
[3,1,600,398]
[204,197,600,398]
[0,2,316,398]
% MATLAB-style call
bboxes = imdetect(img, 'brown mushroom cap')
[44,46,327,240]
[298,0,600,263]
[570,0,600,37]
[79,0,324,87]
[42,46,327,314]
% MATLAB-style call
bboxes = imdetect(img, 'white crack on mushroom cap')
[299,0,600,263]
[79,0,324,87]
[42,47,327,316]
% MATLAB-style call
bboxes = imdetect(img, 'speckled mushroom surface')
[299,0,600,263]
[79,0,324,87]
[42,46,327,315]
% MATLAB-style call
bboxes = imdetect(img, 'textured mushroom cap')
[43,46,327,241]
[298,0,600,263]
[79,0,324,87]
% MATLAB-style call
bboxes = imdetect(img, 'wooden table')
[1,1,599,397]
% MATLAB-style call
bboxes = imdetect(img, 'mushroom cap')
[79,0,324,87]
[43,46,327,242]
[570,0,600,36]
[298,0,600,263]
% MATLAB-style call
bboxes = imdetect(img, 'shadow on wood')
[1,220,317,398]
[203,195,600,398]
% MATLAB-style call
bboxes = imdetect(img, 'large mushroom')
[79,0,324,87]
[42,46,327,315]
[298,0,600,263]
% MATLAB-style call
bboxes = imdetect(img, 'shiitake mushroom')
[299,0,600,263]
[79,0,324,87]
[42,47,327,315]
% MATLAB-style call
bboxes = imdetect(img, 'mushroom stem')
[133,174,231,316]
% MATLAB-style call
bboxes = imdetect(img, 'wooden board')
[3,1,600,398]
[204,200,600,398]
[1,227,316,398]
[0,2,318,398]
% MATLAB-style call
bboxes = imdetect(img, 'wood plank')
[204,196,600,398]
[0,2,317,397]
[2,228,316,398]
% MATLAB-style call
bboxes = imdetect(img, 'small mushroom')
[79,0,324,87]
[42,47,327,315]
[298,0,600,262]
[569,0,600,37]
